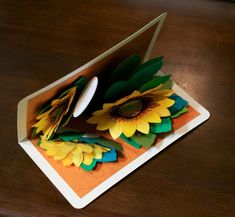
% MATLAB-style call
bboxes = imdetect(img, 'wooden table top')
[0,1,234,216]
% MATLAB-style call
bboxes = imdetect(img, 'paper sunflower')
[87,85,175,139]
[32,87,76,140]
[39,131,123,171]
[32,77,87,140]
[40,140,110,169]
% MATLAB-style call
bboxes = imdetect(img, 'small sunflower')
[32,87,76,140]
[40,140,110,168]
[87,85,175,139]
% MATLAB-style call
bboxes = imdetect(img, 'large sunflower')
[87,85,175,139]
[40,140,110,168]
[32,87,76,140]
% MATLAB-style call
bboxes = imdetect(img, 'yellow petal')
[96,115,116,131]
[136,120,150,134]
[51,99,60,107]
[64,87,76,113]
[83,153,93,165]
[122,120,137,137]
[158,98,175,108]
[152,89,173,97]
[128,90,141,98]
[142,85,162,95]
[79,143,93,153]
[93,145,109,159]
[35,109,52,120]
[34,117,50,134]
[141,110,161,123]
[103,103,114,109]
[92,109,108,116]
[72,149,83,167]
[54,143,75,160]
[87,114,106,124]
[93,147,103,159]
[62,153,73,166]
[153,106,171,117]
[109,122,123,139]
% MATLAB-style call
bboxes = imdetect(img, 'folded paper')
[17,12,209,208]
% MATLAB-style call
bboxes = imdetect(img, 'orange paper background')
[30,106,199,198]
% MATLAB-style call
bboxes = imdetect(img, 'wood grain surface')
[0,0,234,216]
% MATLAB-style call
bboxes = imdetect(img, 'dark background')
[0,0,234,216]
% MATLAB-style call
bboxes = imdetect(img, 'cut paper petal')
[94,138,123,151]
[136,56,163,71]
[96,149,117,162]
[109,54,141,83]
[104,80,129,102]
[109,123,123,139]
[120,134,142,149]
[74,77,87,89]
[169,94,188,115]
[128,59,163,90]
[150,117,172,133]
[171,106,188,118]
[139,75,171,92]
[59,77,87,99]
[80,160,97,171]
[79,137,97,144]
[58,131,83,141]
[131,132,157,148]
[136,120,150,134]
[121,132,157,149]
[161,79,173,90]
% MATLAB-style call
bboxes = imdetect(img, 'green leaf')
[169,94,188,115]
[120,134,142,149]
[79,137,97,144]
[171,107,188,118]
[58,77,87,99]
[128,59,163,90]
[150,118,172,134]
[139,75,171,92]
[110,55,141,83]
[58,131,83,141]
[95,138,123,151]
[81,160,97,171]
[104,80,129,102]
[74,77,87,90]
[130,132,157,148]
[161,78,173,90]
[137,56,163,71]
[31,127,38,139]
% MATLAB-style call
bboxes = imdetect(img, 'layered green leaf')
[139,75,171,92]
[109,54,141,83]
[150,118,172,134]
[130,132,157,148]
[104,81,129,102]
[128,59,163,90]
[171,106,188,118]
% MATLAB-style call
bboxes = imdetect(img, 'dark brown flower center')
[49,101,68,123]
[111,96,153,119]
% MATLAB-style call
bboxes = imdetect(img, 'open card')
[17,12,210,208]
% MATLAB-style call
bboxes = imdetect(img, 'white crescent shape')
[72,76,98,118]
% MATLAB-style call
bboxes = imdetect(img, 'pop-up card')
[17,13,210,208]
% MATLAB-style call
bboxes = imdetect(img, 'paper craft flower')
[40,140,110,169]
[32,87,76,140]
[87,85,175,139]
